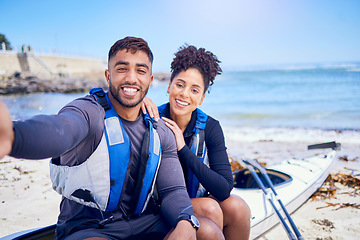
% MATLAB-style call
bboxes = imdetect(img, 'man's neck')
[108,92,141,121]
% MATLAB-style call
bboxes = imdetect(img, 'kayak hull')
[231,150,336,239]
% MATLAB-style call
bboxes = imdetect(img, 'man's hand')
[166,220,196,240]
[0,101,14,159]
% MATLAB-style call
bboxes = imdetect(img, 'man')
[0,37,198,239]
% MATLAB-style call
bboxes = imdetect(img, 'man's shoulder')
[154,118,170,134]
[153,119,175,144]
[60,94,103,114]
[64,94,99,107]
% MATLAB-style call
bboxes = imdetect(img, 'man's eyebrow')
[113,61,149,70]
[114,61,129,67]
[137,63,149,70]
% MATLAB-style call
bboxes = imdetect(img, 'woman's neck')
[169,111,192,132]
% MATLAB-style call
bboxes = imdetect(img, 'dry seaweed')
[338,155,358,162]
[13,166,36,175]
[316,202,360,210]
[229,156,267,172]
[311,170,360,211]
[331,172,360,188]
[312,172,360,200]
[229,157,245,172]
[312,218,335,229]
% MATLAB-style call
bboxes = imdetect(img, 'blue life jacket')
[158,103,208,198]
[50,88,161,215]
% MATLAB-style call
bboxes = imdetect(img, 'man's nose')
[125,70,137,83]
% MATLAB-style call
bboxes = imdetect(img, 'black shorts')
[62,213,171,240]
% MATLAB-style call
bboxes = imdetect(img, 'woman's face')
[167,68,205,118]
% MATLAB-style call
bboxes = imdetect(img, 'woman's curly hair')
[170,45,222,93]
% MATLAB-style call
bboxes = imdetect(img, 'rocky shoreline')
[0,72,108,95]
[0,72,170,95]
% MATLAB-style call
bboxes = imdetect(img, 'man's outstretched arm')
[0,101,14,159]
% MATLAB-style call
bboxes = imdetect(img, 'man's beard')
[109,82,150,108]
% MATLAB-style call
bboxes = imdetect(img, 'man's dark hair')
[108,36,154,64]
[170,45,222,93]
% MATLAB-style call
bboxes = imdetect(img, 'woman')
[143,45,250,240]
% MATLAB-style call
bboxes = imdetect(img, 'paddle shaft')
[244,163,297,240]
[245,159,304,240]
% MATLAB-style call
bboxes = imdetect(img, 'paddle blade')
[308,141,341,151]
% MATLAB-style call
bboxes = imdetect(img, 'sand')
[1,127,359,239]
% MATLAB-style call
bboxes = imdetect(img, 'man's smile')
[121,86,140,96]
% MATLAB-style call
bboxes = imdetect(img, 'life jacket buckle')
[98,216,114,228]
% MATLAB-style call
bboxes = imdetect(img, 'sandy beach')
[1,127,359,239]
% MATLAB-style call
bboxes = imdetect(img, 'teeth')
[123,87,137,93]
[176,99,189,106]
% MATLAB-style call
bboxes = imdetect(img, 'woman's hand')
[162,117,186,151]
[141,97,160,121]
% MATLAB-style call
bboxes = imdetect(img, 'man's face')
[105,49,153,108]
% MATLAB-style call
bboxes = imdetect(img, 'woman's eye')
[176,83,184,88]
[191,89,199,94]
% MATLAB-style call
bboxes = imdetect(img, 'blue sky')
[1,0,359,72]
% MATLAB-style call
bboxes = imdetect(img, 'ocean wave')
[224,62,360,72]
[222,126,360,145]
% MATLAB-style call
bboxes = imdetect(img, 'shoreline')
[0,72,170,95]
[1,127,359,238]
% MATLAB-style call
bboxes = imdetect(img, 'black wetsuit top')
[161,105,234,201]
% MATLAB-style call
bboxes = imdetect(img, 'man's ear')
[105,70,110,85]
[149,75,154,87]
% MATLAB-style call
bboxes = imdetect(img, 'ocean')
[1,62,360,131]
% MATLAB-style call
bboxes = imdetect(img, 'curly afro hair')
[170,45,222,93]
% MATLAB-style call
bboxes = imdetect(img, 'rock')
[153,72,170,82]
[0,72,108,95]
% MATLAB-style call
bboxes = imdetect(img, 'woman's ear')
[167,82,171,94]
[199,94,205,105]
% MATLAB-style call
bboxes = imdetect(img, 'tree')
[0,33,13,50]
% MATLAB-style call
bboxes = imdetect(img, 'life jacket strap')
[196,130,206,158]
[90,87,111,111]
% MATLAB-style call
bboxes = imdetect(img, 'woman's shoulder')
[204,115,226,144]
[205,115,221,130]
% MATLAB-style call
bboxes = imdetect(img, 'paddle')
[307,141,341,151]
[242,161,297,240]
[245,159,304,240]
